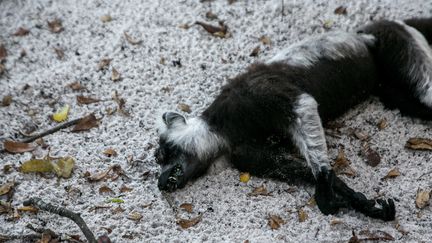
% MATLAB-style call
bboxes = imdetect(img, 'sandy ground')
[1,0,432,242]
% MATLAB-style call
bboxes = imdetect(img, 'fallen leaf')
[98,58,112,71]
[332,148,356,176]
[177,214,203,229]
[0,44,7,61]
[334,6,348,15]
[3,141,36,153]
[124,32,142,45]
[406,138,432,151]
[178,103,191,113]
[119,185,133,193]
[103,148,118,157]
[67,81,86,91]
[52,104,70,122]
[239,172,250,183]
[76,95,100,105]
[248,185,271,196]
[383,168,400,179]
[0,182,15,196]
[20,159,54,173]
[268,214,285,230]
[107,198,124,204]
[306,197,316,207]
[179,203,193,213]
[86,167,113,182]
[377,118,388,130]
[259,35,271,45]
[323,20,334,30]
[47,19,64,33]
[112,91,129,116]
[53,47,64,59]
[358,230,395,241]
[99,185,114,194]
[3,164,13,174]
[112,206,125,214]
[2,95,12,106]
[195,21,228,38]
[205,11,218,20]
[298,208,308,222]
[330,218,343,225]
[51,157,75,178]
[178,24,190,29]
[13,27,30,36]
[415,189,430,209]
[353,129,368,141]
[0,201,13,214]
[100,15,112,23]
[127,211,143,221]
[250,46,260,57]
[17,206,38,213]
[361,142,381,167]
[72,114,99,132]
[111,67,121,81]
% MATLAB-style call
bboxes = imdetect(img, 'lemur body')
[156,19,432,221]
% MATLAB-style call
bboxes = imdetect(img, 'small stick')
[23,197,97,243]
[0,234,41,242]
[20,117,82,143]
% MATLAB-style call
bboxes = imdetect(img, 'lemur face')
[155,112,212,191]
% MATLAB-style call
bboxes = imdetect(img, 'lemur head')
[155,112,225,192]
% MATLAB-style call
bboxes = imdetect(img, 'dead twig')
[20,117,82,143]
[0,234,41,242]
[23,197,97,243]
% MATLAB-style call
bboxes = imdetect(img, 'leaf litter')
[3,141,36,153]
[406,138,432,151]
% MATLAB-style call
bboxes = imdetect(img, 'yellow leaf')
[416,189,430,209]
[52,157,75,178]
[239,172,250,183]
[52,104,70,122]
[20,159,54,173]
[298,208,308,222]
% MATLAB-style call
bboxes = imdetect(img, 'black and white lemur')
[155,18,432,221]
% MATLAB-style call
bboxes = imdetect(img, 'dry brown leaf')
[268,214,285,230]
[127,211,143,221]
[205,11,218,20]
[53,47,64,60]
[100,15,112,23]
[2,95,12,106]
[111,67,121,81]
[112,91,129,116]
[195,21,228,38]
[76,95,100,105]
[332,148,356,176]
[3,141,36,153]
[179,203,193,213]
[99,185,114,194]
[13,27,30,36]
[103,148,118,157]
[67,81,86,91]
[362,142,381,167]
[353,130,368,141]
[415,189,430,209]
[98,58,112,71]
[177,214,203,229]
[124,32,142,45]
[334,6,348,15]
[306,197,316,207]
[71,114,99,132]
[47,19,64,33]
[406,138,432,151]
[0,201,13,214]
[111,206,125,214]
[250,46,260,57]
[0,44,7,61]
[0,182,15,196]
[178,24,190,29]
[178,103,191,113]
[383,168,400,179]
[259,35,271,45]
[86,167,113,182]
[330,218,343,225]
[358,230,395,241]
[17,206,38,213]
[119,185,133,193]
[377,118,388,130]
[298,208,308,222]
[248,185,271,196]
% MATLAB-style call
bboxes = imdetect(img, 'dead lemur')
[155,18,432,221]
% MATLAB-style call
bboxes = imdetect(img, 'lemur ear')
[162,112,186,127]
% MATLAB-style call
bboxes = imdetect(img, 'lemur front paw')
[315,168,349,215]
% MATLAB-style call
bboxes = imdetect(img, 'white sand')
[1,0,432,242]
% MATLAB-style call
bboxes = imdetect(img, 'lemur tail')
[361,18,432,120]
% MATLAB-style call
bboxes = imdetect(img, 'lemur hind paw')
[350,192,396,221]
[315,168,350,215]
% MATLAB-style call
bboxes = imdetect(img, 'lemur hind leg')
[290,93,395,220]
[361,20,432,120]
